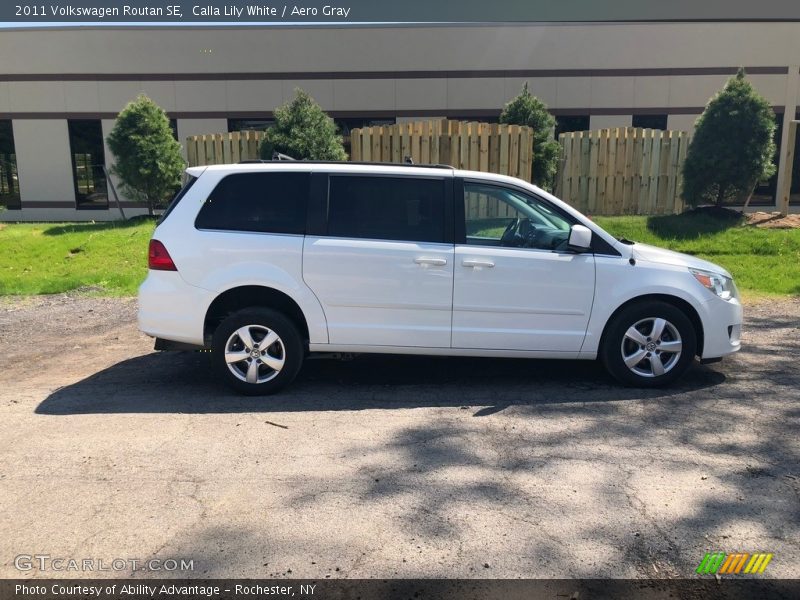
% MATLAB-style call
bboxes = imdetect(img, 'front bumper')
[697,296,743,359]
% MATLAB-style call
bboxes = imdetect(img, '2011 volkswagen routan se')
[139,162,742,395]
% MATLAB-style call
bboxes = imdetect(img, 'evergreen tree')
[499,83,560,189]
[259,89,347,161]
[107,94,184,216]
[682,68,777,207]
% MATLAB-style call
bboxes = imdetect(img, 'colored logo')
[696,552,773,575]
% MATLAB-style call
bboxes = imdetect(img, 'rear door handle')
[462,259,495,268]
[414,257,447,266]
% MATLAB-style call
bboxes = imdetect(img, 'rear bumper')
[698,296,743,359]
[138,271,214,346]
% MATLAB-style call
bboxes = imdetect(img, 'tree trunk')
[741,180,758,210]
[715,185,727,207]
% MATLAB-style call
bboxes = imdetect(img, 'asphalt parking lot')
[0,295,798,579]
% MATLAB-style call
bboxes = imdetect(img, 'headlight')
[690,268,738,301]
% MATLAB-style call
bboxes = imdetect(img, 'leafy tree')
[682,68,777,207]
[259,89,347,161]
[499,83,561,189]
[107,94,184,216]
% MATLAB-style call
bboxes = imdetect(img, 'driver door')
[452,181,596,352]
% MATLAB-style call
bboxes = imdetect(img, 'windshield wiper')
[617,237,635,245]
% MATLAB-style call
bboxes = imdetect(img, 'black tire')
[212,308,303,395]
[601,300,697,388]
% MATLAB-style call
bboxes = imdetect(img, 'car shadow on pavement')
[36,351,726,415]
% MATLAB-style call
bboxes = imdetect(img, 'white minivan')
[139,162,742,394]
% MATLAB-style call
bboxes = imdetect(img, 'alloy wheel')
[224,324,286,384]
[620,317,683,378]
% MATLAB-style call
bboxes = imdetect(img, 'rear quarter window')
[157,174,197,225]
[195,172,309,234]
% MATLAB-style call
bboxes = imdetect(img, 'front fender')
[581,256,708,356]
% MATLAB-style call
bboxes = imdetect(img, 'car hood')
[628,243,732,277]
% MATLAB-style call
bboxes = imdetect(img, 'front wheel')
[601,301,697,387]
[212,308,303,395]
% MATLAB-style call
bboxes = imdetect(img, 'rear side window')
[195,172,309,234]
[327,176,445,243]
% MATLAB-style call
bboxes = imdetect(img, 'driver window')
[463,182,572,251]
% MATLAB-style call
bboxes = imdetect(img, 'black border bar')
[2,579,800,600]
[2,0,800,24]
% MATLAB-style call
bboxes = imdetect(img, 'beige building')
[0,21,798,220]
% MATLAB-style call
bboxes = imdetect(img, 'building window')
[632,114,668,130]
[335,118,395,156]
[449,115,500,124]
[554,115,590,138]
[750,111,800,206]
[169,118,178,141]
[0,120,20,210]
[228,118,274,132]
[334,118,395,138]
[67,120,108,209]
[792,111,800,205]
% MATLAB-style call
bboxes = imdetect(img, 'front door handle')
[462,259,495,268]
[414,257,447,266]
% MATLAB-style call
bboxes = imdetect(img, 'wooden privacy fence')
[555,127,691,215]
[186,121,534,182]
[186,131,266,167]
[351,119,535,182]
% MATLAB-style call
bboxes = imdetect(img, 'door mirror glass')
[568,224,592,252]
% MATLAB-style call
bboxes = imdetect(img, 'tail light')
[148,239,177,271]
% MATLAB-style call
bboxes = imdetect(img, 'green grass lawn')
[593,213,800,297]
[0,212,797,297]
[0,220,156,296]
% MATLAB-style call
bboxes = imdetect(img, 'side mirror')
[568,224,593,253]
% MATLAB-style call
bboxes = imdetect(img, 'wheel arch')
[204,285,310,347]
[599,294,704,357]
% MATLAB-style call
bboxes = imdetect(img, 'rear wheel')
[601,300,697,387]
[212,308,303,395]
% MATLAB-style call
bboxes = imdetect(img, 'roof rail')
[236,159,455,170]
